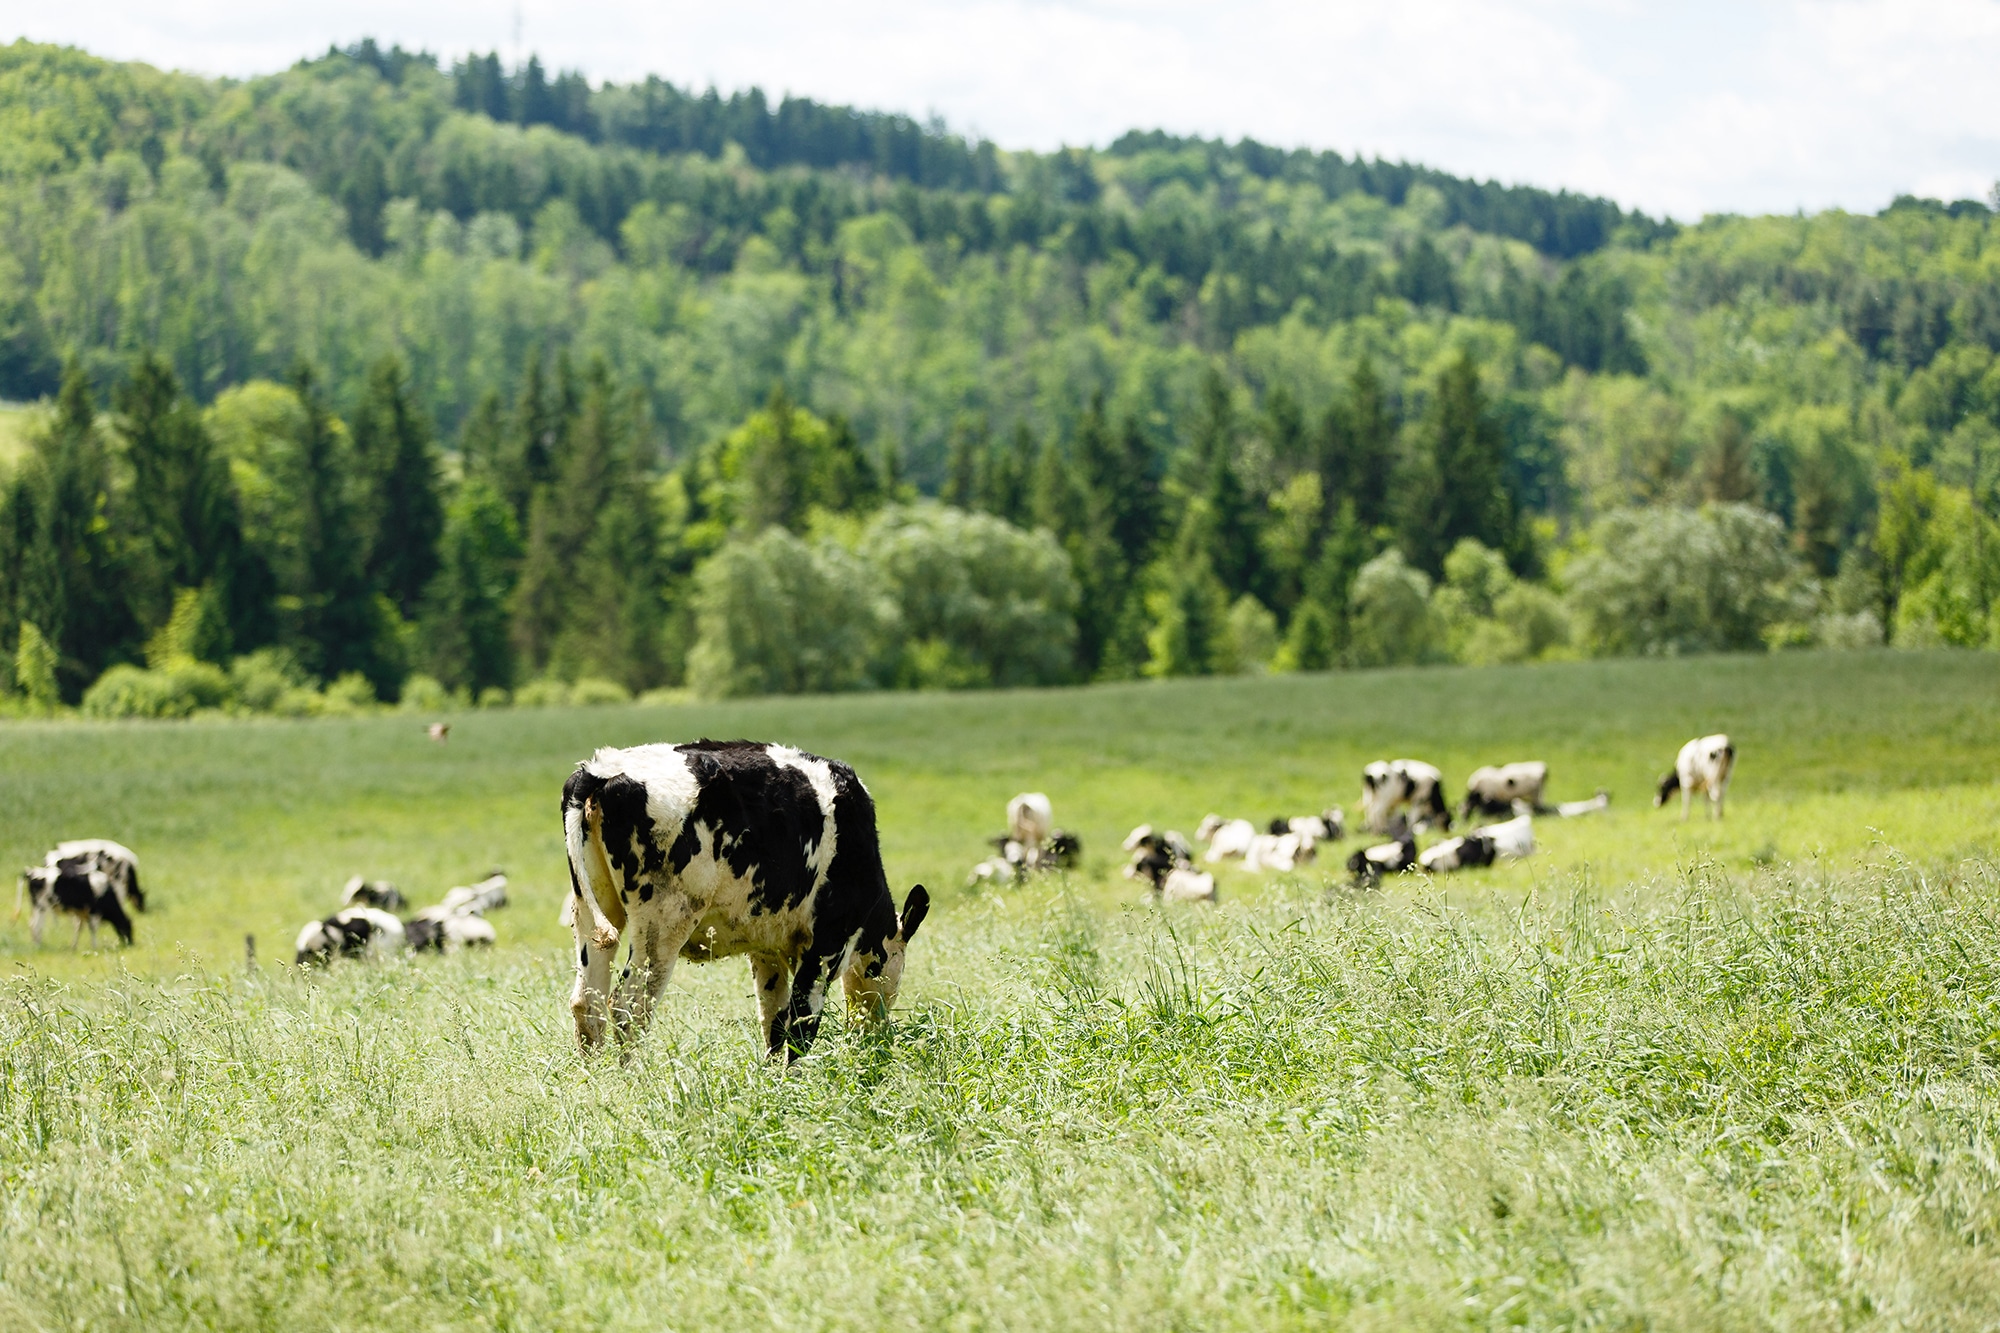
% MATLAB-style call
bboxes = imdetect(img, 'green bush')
[81,660,232,719]
[228,649,308,712]
[398,674,452,712]
[1349,551,1439,667]
[321,672,378,714]
[569,677,632,706]
[513,678,571,708]
[476,687,512,709]
[688,528,896,698]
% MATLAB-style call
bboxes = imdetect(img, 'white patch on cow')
[587,743,701,861]
[1475,814,1536,859]
[1201,818,1257,862]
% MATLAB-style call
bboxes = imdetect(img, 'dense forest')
[1,37,1997,714]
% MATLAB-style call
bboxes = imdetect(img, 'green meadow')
[4,650,2000,1327]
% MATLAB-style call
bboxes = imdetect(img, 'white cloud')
[11,0,2000,219]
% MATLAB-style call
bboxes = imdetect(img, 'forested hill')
[3,37,2000,714]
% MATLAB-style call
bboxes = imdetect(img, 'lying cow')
[405,914,497,952]
[295,906,407,965]
[1656,734,1735,820]
[1346,823,1418,888]
[1459,763,1551,822]
[1007,792,1054,863]
[1268,810,1344,843]
[1420,814,1536,874]
[1122,825,1194,874]
[1360,760,1451,834]
[16,864,133,947]
[1197,815,1258,862]
[562,740,929,1059]
[46,840,144,915]
[341,876,407,911]
[1555,791,1611,818]
[1242,831,1315,873]
[1127,832,1218,903]
[414,873,508,921]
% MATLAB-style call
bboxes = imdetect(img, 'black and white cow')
[1197,815,1258,862]
[341,876,407,911]
[1346,823,1419,887]
[1268,810,1344,843]
[1360,760,1451,833]
[1459,762,1551,822]
[1656,734,1735,821]
[405,913,497,952]
[16,864,133,947]
[1417,832,1497,874]
[294,906,408,965]
[46,839,144,914]
[561,740,929,1059]
[1125,831,1218,902]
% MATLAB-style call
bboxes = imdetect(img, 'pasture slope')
[2,650,1999,1326]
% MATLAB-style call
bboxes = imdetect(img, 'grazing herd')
[11,727,1733,1064]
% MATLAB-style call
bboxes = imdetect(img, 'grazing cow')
[1122,825,1195,870]
[1155,866,1219,903]
[561,740,929,1059]
[1418,833,1497,874]
[1656,734,1735,820]
[1459,762,1551,822]
[1346,825,1418,887]
[342,876,407,911]
[16,864,132,947]
[1556,791,1611,818]
[1360,760,1451,833]
[1044,830,1083,869]
[45,840,144,914]
[406,914,497,952]
[294,906,407,965]
[1197,815,1258,862]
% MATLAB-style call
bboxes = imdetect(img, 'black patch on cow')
[406,918,444,952]
[1654,770,1681,806]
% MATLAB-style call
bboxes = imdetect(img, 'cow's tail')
[563,775,625,952]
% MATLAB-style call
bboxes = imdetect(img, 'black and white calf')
[46,839,144,914]
[295,906,407,965]
[1346,824,1418,887]
[1360,760,1451,833]
[1459,762,1551,822]
[16,864,133,947]
[562,740,929,1059]
[1656,734,1735,821]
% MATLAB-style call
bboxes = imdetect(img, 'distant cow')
[45,840,144,915]
[1007,792,1054,857]
[16,864,133,948]
[1477,813,1536,859]
[562,740,929,1059]
[1418,833,1497,874]
[1360,760,1451,833]
[1122,825,1194,872]
[406,913,497,952]
[416,873,508,920]
[1127,832,1217,903]
[1555,791,1611,818]
[1268,809,1343,843]
[341,876,407,911]
[295,906,407,965]
[1656,734,1735,820]
[428,722,450,743]
[1346,823,1418,887]
[1459,763,1551,822]
[1243,831,1314,873]
[1197,815,1258,862]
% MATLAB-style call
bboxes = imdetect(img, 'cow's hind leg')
[611,901,697,1048]
[569,937,617,1049]
[751,955,793,1056]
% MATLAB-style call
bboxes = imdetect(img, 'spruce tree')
[742,385,812,533]
[117,353,250,652]
[1398,352,1512,577]
[1190,370,1259,599]
[1322,358,1396,532]
[458,390,506,482]
[512,360,621,674]
[1,364,136,697]
[287,362,389,688]
[419,477,521,695]
[351,355,443,617]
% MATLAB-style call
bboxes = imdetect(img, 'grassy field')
[3,651,2000,1326]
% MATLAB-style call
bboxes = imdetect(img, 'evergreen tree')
[1397,352,1513,576]
[499,356,569,524]
[458,389,506,482]
[0,364,136,697]
[419,477,521,695]
[117,352,252,652]
[822,414,882,514]
[1143,503,1231,677]
[351,355,443,617]
[742,384,813,533]
[287,362,391,689]
[512,360,622,674]
[561,410,669,689]
[1321,358,1396,532]
[941,415,985,510]
[1190,369,1259,598]
[981,423,1037,527]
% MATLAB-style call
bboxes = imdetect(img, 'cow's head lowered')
[844,885,931,1021]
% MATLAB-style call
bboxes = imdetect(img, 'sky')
[11,0,2000,221]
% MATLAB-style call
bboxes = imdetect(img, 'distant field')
[3,651,2000,1327]
[3,648,1998,974]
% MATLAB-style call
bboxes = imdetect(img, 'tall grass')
[3,856,1997,1327]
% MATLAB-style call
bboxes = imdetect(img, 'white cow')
[1656,734,1735,820]
[1197,815,1258,862]
[1242,832,1314,872]
[1459,762,1550,822]
[1007,792,1054,854]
